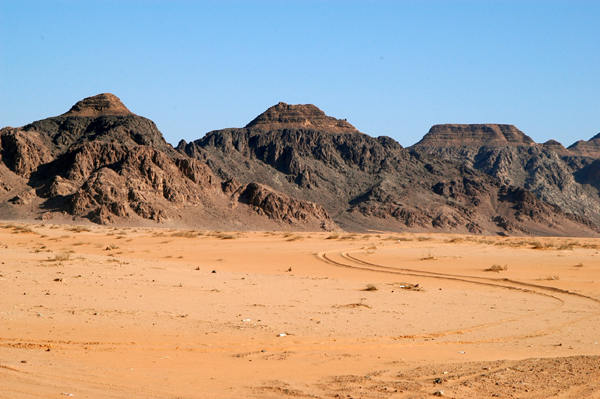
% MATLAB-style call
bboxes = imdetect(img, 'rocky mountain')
[0,94,336,231]
[1,94,599,236]
[411,124,600,227]
[178,105,598,236]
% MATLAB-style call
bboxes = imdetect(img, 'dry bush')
[558,242,576,250]
[286,235,304,242]
[485,264,508,272]
[421,250,437,260]
[12,225,38,234]
[326,233,340,240]
[171,230,203,238]
[575,262,585,268]
[397,282,422,291]
[105,244,119,250]
[52,252,71,261]
[417,236,434,241]
[215,233,236,240]
[68,226,91,233]
[364,284,378,291]
[339,234,357,240]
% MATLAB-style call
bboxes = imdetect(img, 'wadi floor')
[1,223,599,398]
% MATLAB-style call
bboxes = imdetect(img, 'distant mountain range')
[2,93,600,236]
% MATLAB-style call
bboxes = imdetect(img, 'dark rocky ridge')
[0,94,336,231]
[181,109,598,235]
[411,124,600,227]
[1,94,599,235]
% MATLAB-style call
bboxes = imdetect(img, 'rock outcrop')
[180,105,598,236]
[414,124,535,147]
[245,102,358,133]
[568,133,600,158]
[0,95,337,231]
[411,124,600,228]
[2,95,599,235]
[62,93,134,117]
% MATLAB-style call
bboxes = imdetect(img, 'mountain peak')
[245,102,358,133]
[414,124,535,147]
[62,93,134,117]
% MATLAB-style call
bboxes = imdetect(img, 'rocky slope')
[178,105,598,236]
[2,94,599,235]
[0,94,336,231]
[411,124,600,227]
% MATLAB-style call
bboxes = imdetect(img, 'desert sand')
[1,222,599,398]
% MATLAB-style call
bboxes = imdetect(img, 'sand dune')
[1,223,599,398]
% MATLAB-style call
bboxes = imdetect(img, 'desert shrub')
[215,233,236,240]
[68,226,91,233]
[326,233,340,240]
[171,230,203,238]
[485,264,508,272]
[417,236,434,241]
[397,282,422,291]
[421,250,437,260]
[340,234,357,240]
[364,284,378,291]
[53,252,71,261]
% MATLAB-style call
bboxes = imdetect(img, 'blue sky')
[1,1,599,147]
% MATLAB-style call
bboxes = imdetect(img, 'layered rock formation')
[0,94,336,231]
[414,124,535,147]
[2,94,599,236]
[411,124,600,227]
[180,107,598,235]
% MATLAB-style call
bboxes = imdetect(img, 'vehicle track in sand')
[317,247,600,346]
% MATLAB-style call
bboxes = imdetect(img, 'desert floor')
[1,223,599,398]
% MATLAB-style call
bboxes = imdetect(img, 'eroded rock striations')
[180,106,598,235]
[411,124,600,229]
[2,95,599,235]
[0,94,335,231]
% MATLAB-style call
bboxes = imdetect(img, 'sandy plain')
[0,222,599,398]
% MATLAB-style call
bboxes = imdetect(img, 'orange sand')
[1,224,599,398]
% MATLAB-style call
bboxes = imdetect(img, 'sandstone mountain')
[1,94,599,236]
[0,94,336,231]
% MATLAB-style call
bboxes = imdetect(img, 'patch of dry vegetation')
[397,282,422,291]
[485,264,508,272]
[170,230,204,238]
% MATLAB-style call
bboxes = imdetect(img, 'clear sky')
[1,0,599,147]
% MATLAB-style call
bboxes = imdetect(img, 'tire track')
[317,247,600,345]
